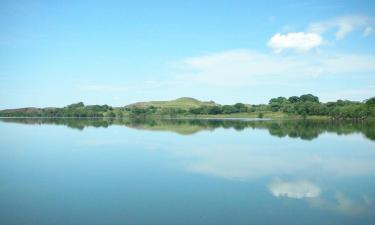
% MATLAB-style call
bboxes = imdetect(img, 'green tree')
[300,94,319,103]
[207,106,222,114]
[233,103,247,112]
[288,96,300,103]
[222,105,237,114]
[366,97,375,107]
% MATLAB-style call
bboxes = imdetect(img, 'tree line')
[1,94,374,120]
[128,94,375,119]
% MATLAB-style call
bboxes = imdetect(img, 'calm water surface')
[0,118,374,225]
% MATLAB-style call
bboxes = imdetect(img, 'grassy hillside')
[126,97,218,109]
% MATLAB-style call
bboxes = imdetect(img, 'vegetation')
[0,95,374,120]
[126,97,217,109]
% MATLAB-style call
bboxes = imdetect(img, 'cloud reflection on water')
[268,178,321,199]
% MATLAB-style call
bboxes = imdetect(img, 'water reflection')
[172,137,375,180]
[308,192,373,215]
[268,178,375,216]
[268,178,321,199]
[1,117,374,141]
[1,118,375,224]
[268,178,374,215]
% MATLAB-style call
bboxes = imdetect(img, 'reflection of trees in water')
[0,118,113,130]
[1,118,374,141]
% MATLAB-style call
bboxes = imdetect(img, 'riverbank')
[130,112,331,120]
[1,112,373,122]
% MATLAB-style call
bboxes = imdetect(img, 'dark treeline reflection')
[1,118,374,141]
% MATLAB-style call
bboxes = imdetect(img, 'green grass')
[180,111,289,119]
[149,112,331,120]
[126,97,217,109]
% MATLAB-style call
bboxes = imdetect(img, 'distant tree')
[288,96,300,103]
[67,102,84,108]
[206,106,222,114]
[222,105,237,114]
[233,103,247,112]
[366,97,375,107]
[268,97,288,112]
[281,104,294,114]
[300,94,319,103]
[269,97,287,104]
[189,107,203,115]
[130,107,147,114]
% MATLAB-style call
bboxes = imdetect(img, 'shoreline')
[0,115,373,122]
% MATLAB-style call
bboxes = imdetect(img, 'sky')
[1,0,375,109]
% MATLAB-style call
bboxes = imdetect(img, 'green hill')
[126,97,218,109]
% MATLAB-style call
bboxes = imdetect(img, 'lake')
[0,118,374,225]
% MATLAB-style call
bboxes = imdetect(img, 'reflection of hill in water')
[1,118,374,141]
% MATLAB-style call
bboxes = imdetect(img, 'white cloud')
[266,15,374,54]
[81,50,375,99]
[268,178,321,199]
[308,15,372,40]
[176,49,375,86]
[267,32,323,53]
[77,47,375,106]
[363,26,374,37]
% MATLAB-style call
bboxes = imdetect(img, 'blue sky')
[1,0,375,108]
